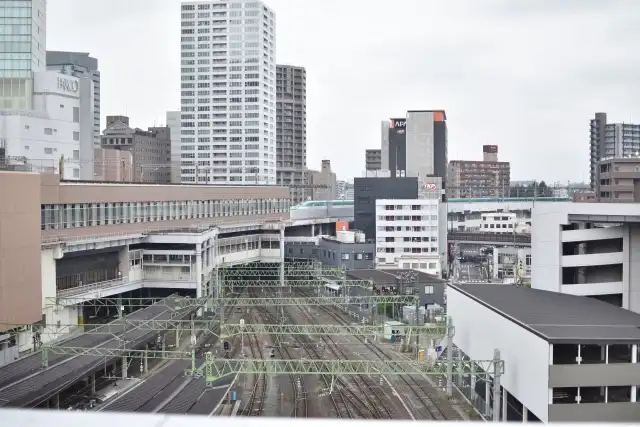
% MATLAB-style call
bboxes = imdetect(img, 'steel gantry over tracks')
[39,345,503,384]
[220,279,374,290]
[29,320,448,339]
[46,294,419,308]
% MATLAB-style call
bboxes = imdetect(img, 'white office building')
[0,0,94,179]
[1,72,94,179]
[179,0,277,185]
[167,110,181,183]
[375,198,442,276]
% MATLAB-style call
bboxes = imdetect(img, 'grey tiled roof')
[450,283,640,344]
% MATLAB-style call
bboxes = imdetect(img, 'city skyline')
[45,0,640,182]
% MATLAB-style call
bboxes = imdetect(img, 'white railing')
[42,231,146,245]
[56,277,131,298]
[142,270,196,282]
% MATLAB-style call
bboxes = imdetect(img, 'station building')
[0,171,334,359]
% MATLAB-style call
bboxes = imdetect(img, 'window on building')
[73,131,80,141]
[73,150,79,160]
[424,285,434,295]
[73,107,80,123]
[44,147,53,154]
[44,128,53,135]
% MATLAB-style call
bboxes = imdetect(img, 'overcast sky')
[47,0,640,184]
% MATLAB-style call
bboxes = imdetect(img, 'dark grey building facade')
[353,176,418,241]
[286,238,375,270]
[46,51,100,146]
[276,65,307,203]
[383,111,448,190]
[101,115,171,183]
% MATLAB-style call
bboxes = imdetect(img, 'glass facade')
[40,197,290,230]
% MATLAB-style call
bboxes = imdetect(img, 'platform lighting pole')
[278,224,286,326]
[493,348,502,422]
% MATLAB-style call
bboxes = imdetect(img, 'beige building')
[304,159,337,201]
[93,147,133,182]
[0,171,290,333]
[101,115,171,184]
[597,157,640,203]
[447,145,510,198]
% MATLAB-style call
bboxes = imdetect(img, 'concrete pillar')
[118,246,130,279]
[522,406,528,423]
[196,243,203,317]
[502,388,507,421]
[122,355,128,378]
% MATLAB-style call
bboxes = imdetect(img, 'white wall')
[375,198,441,267]
[447,286,550,422]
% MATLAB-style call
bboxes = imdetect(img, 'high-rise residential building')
[0,0,46,109]
[167,110,181,183]
[380,111,448,188]
[101,115,171,184]
[365,149,381,171]
[590,112,640,189]
[447,145,511,198]
[0,1,94,180]
[46,51,101,146]
[276,64,306,203]
[180,1,277,185]
[304,159,337,201]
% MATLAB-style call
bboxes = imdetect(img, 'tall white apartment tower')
[180,0,277,185]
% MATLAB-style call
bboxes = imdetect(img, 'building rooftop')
[348,269,444,286]
[450,283,640,344]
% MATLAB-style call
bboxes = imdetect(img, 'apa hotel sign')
[57,77,79,94]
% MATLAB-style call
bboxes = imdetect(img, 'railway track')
[313,300,455,420]
[249,289,308,417]
[242,310,267,416]
[294,303,395,419]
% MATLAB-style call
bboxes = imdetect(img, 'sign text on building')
[57,77,79,94]
[423,183,437,190]
[390,119,406,129]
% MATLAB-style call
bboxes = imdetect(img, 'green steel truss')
[26,321,447,342]
[221,268,344,277]
[219,323,448,337]
[177,295,418,308]
[41,345,502,382]
[46,294,413,308]
[221,279,373,289]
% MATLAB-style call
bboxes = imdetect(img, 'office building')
[590,112,640,189]
[365,149,381,171]
[166,110,181,183]
[447,145,511,198]
[46,51,100,145]
[353,176,418,241]
[596,157,640,202]
[276,64,306,203]
[380,111,448,187]
[0,72,94,180]
[304,159,337,201]
[0,0,46,109]
[375,198,443,276]
[100,115,171,183]
[180,1,277,185]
